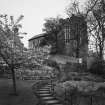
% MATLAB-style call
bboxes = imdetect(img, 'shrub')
[89,60,105,76]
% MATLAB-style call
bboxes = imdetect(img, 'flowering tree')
[0,14,27,95]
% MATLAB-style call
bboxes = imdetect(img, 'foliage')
[0,15,26,67]
[39,33,55,46]
[43,17,65,33]
[89,59,105,76]
[55,80,105,95]
[41,17,66,54]
[0,14,26,94]
[46,60,59,70]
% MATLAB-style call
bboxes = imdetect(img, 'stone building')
[28,33,51,54]
[28,33,51,64]
[63,15,88,64]
[29,34,45,51]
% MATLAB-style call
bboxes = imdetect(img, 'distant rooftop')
[28,33,46,41]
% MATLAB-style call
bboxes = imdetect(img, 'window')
[64,25,71,44]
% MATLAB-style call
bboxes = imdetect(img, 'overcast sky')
[0,0,86,48]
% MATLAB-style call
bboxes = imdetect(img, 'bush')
[89,60,105,76]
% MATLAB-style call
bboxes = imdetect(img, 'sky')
[0,0,86,48]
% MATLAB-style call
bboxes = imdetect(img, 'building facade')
[62,14,88,65]
[28,33,51,64]
[29,34,45,51]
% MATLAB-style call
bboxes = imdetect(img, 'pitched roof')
[28,33,46,41]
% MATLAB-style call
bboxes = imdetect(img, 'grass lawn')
[0,78,38,105]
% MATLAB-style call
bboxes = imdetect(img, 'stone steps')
[35,82,64,105]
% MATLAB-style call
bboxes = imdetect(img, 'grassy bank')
[0,78,38,105]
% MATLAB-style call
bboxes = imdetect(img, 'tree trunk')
[55,32,58,53]
[76,34,80,58]
[11,66,17,95]
[99,46,103,60]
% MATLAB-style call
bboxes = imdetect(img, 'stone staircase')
[34,82,64,105]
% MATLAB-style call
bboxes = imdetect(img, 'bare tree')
[86,0,105,60]
[66,0,82,17]
[66,0,105,60]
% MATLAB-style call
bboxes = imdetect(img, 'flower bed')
[54,80,105,105]
[55,80,105,94]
